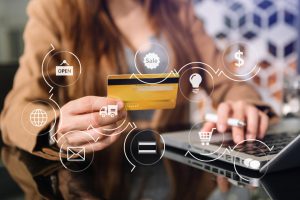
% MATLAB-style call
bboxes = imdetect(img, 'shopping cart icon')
[198,128,216,145]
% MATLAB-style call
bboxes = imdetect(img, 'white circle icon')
[143,52,160,70]
[29,109,48,127]
[243,158,261,170]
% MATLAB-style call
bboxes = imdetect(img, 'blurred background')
[0,0,299,199]
[0,0,27,63]
[0,0,28,113]
[195,0,299,115]
[0,0,28,198]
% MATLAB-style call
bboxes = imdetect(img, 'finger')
[89,110,127,128]
[217,176,230,193]
[98,123,120,135]
[64,130,102,147]
[232,101,246,143]
[217,102,232,132]
[101,123,118,129]
[58,130,103,149]
[65,96,124,114]
[246,106,259,140]
[58,113,93,132]
[81,135,120,153]
[62,121,121,146]
[258,112,269,139]
[201,122,216,132]
[58,110,126,132]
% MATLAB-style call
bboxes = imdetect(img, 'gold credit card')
[107,73,179,110]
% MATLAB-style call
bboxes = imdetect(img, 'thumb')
[201,122,216,132]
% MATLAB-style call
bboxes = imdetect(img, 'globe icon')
[29,109,48,127]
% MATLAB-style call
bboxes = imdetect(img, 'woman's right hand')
[56,96,127,153]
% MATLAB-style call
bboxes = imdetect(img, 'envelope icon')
[67,147,85,161]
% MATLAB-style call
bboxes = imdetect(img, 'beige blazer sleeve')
[1,0,63,155]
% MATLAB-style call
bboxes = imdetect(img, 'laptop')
[162,118,300,173]
[164,146,261,187]
[164,146,300,199]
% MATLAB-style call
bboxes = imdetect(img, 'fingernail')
[246,131,255,139]
[117,101,124,110]
[218,124,226,132]
[246,134,253,140]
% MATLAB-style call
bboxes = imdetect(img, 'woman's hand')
[201,100,269,193]
[56,96,127,153]
[201,100,269,144]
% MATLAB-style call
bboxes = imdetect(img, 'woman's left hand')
[201,100,269,144]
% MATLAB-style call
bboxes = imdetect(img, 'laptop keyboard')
[212,132,298,157]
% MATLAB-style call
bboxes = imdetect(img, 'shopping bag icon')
[67,147,86,161]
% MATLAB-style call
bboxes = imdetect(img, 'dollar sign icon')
[234,50,244,68]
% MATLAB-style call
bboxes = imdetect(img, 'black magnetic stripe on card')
[108,78,179,85]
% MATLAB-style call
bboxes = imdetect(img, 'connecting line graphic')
[126,61,261,170]
[86,122,137,142]
[41,44,96,143]
[124,129,166,172]
[229,139,274,152]
[102,119,126,131]
[123,125,139,172]
[41,45,262,170]
[184,148,230,162]
[176,61,219,74]
[218,65,261,82]
[185,138,274,182]
[174,61,261,82]
[40,44,63,143]
[41,44,136,143]
[41,44,55,93]
[231,139,274,181]
[185,139,274,163]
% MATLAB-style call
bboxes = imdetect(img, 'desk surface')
[164,146,300,200]
[1,144,300,200]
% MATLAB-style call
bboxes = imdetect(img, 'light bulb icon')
[189,73,202,93]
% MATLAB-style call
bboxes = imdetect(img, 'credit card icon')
[138,141,157,154]
[107,73,179,110]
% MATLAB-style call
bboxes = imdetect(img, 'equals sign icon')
[138,141,157,154]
